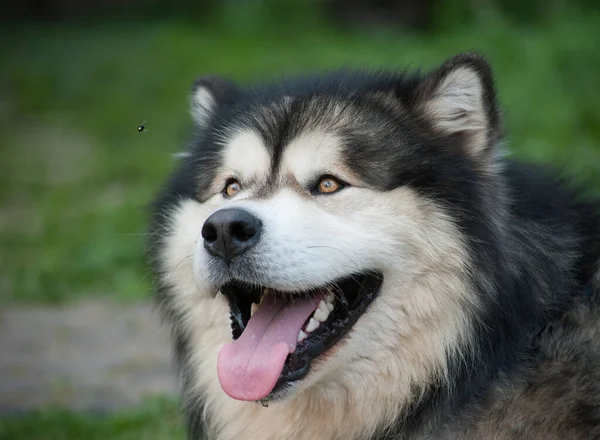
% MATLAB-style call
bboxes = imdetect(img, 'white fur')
[281,131,356,185]
[172,151,192,160]
[424,67,488,154]
[191,86,217,126]
[220,130,271,186]
[159,129,479,440]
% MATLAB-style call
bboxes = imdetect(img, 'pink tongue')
[217,292,323,401]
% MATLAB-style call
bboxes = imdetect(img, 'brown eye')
[316,176,342,194]
[224,179,241,197]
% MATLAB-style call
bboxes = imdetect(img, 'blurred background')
[0,0,599,438]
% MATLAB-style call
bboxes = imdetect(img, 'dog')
[147,53,600,439]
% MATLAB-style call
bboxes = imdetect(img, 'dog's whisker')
[166,254,194,284]
[146,55,599,440]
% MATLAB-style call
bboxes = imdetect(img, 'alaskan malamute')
[148,53,600,439]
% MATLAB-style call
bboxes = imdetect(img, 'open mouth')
[216,271,383,402]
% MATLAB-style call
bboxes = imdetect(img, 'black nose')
[201,208,262,265]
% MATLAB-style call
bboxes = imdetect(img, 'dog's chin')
[217,271,384,403]
[262,344,343,405]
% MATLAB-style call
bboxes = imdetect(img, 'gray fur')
[148,53,600,439]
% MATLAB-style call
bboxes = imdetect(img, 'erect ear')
[190,75,241,127]
[409,53,501,158]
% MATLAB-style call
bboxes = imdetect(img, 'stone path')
[0,300,176,412]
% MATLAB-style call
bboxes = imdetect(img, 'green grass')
[0,398,184,440]
[1,14,599,303]
[1,11,599,439]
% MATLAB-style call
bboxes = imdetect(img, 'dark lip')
[220,271,384,401]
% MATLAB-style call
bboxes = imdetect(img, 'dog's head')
[150,53,503,408]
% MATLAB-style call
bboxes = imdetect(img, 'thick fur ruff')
[148,53,600,439]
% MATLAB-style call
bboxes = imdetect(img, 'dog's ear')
[190,75,241,127]
[408,53,501,158]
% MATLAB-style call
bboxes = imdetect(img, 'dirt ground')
[0,300,176,412]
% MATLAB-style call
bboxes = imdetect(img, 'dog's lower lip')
[221,271,384,398]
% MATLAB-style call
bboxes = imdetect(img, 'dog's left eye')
[315,175,345,195]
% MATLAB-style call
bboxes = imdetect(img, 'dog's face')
[150,54,501,412]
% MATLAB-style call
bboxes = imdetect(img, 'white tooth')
[326,301,334,312]
[318,300,328,312]
[305,318,319,333]
[251,303,258,315]
[258,288,269,305]
[313,307,329,323]
[297,330,307,342]
[325,291,334,304]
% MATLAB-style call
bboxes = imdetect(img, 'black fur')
[148,53,600,439]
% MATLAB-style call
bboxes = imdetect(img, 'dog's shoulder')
[449,284,600,439]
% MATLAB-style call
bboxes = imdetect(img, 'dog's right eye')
[223,179,241,198]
